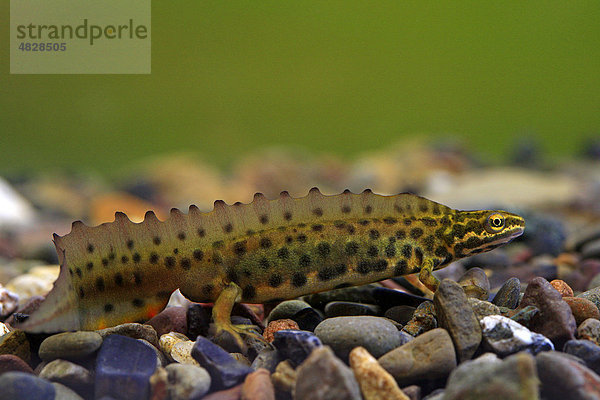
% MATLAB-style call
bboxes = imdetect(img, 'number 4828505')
[18,42,66,51]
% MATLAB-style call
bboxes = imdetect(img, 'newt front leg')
[211,282,265,349]
[418,258,440,294]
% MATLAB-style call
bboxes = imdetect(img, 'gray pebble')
[38,331,102,362]
[96,323,159,348]
[434,279,482,362]
[378,328,456,386]
[492,277,521,309]
[266,300,312,324]
[165,363,211,400]
[445,352,538,400]
[39,359,93,394]
[314,316,402,362]
[294,346,361,400]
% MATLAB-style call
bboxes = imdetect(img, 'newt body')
[17,188,524,338]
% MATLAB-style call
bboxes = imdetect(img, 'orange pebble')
[550,280,574,297]
[563,297,600,325]
[263,319,300,343]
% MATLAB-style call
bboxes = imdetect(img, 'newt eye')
[485,213,505,233]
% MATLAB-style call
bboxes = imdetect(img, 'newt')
[17,188,525,344]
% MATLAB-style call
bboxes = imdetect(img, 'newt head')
[450,210,525,259]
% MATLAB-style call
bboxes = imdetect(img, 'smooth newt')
[17,188,525,344]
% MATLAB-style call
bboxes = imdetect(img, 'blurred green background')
[1,1,599,175]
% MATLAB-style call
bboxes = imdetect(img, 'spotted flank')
[17,188,525,334]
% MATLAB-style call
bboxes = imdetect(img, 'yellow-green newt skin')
[18,188,525,334]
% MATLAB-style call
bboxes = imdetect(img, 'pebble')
[250,349,279,374]
[159,331,189,360]
[53,382,85,400]
[0,371,56,399]
[589,269,600,291]
[294,346,361,400]
[581,238,600,260]
[384,305,416,325]
[138,338,169,368]
[550,279,574,297]
[519,277,576,348]
[563,296,600,325]
[146,306,188,337]
[271,360,297,395]
[0,284,19,318]
[457,267,490,300]
[0,354,33,374]
[165,363,212,400]
[5,265,59,299]
[191,335,253,390]
[38,358,93,394]
[517,210,566,256]
[349,346,410,400]
[291,306,324,331]
[491,277,521,309]
[402,301,437,336]
[241,368,275,400]
[536,350,600,400]
[171,340,200,366]
[38,331,102,361]
[577,318,600,345]
[201,383,243,400]
[324,301,380,317]
[314,316,402,362]
[563,339,600,375]
[263,319,299,342]
[150,367,168,400]
[480,315,553,356]
[95,334,158,400]
[433,279,482,362]
[96,323,159,348]
[0,329,30,362]
[266,300,312,324]
[0,321,10,335]
[378,328,456,386]
[467,298,501,321]
[186,303,211,339]
[577,286,600,314]
[272,329,322,366]
[444,352,539,400]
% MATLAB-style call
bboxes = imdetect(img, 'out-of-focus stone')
[444,352,539,400]
[563,297,600,325]
[536,351,600,400]
[550,280,574,297]
[241,368,275,400]
[294,346,361,400]
[349,346,410,400]
[0,329,30,363]
[271,360,296,395]
[577,318,600,345]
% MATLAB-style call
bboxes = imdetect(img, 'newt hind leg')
[211,282,265,350]
[418,259,440,297]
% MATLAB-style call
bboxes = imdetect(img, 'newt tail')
[16,188,525,343]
